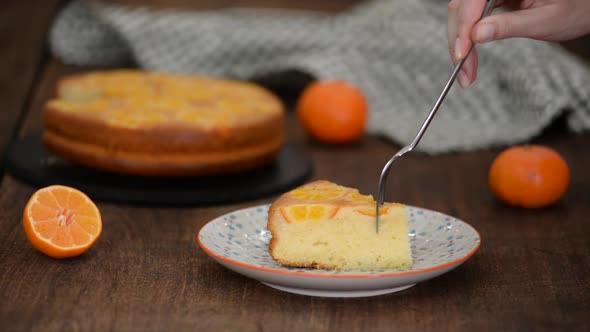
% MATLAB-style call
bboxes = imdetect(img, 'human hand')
[448,0,590,88]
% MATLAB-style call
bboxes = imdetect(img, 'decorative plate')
[198,204,480,298]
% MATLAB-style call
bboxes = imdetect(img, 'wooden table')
[1,1,589,331]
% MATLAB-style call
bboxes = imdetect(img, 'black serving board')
[5,133,312,206]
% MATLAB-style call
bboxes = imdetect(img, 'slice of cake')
[42,70,284,176]
[268,180,412,270]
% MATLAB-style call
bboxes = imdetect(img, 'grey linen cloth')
[49,0,590,154]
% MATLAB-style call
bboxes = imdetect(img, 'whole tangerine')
[488,145,570,208]
[296,80,368,144]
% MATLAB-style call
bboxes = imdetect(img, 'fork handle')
[374,0,496,233]
[410,0,496,149]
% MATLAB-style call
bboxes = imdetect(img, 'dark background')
[1,1,589,331]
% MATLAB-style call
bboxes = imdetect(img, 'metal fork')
[374,0,496,232]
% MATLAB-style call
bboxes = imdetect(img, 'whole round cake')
[42,70,285,176]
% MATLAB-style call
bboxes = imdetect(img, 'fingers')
[447,0,460,64]
[455,0,487,60]
[473,6,556,43]
[448,0,487,88]
[458,48,478,88]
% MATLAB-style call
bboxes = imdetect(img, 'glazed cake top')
[46,70,283,130]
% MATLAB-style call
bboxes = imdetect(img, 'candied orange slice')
[23,185,102,258]
[279,205,340,223]
[289,183,347,201]
[109,109,166,127]
[346,190,375,203]
[354,205,388,217]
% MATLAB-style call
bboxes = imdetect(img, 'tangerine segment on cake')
[267,181,413,270]
[42,70,285,176]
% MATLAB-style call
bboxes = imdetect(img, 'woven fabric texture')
[49,0,590,153]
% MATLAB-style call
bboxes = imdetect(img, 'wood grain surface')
[0,0,63,177]
[1,1,589,331]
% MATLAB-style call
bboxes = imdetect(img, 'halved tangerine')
[23,185,102,258]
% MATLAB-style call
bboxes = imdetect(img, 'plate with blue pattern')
[198,204,480,298]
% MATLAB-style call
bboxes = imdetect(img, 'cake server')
[375,0,496,233]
